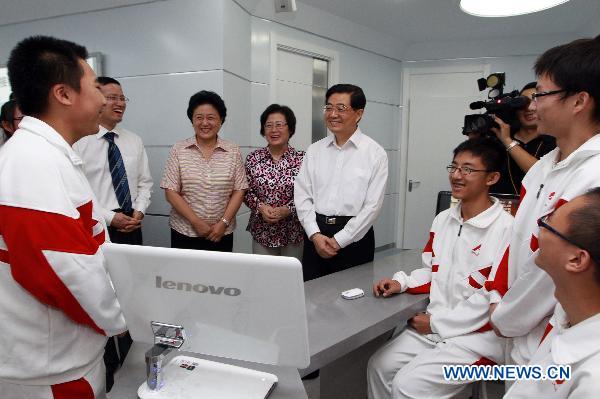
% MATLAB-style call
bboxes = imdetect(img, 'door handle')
[408,179,421,192]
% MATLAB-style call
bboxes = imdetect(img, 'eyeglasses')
[446,165,489,175]
[264,122,287,130]
[531,89,566,102]
[193,115,219,123]
[323,104,352,114]
[105,95,129,103]
[537,214,600,264]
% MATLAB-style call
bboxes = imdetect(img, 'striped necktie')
[103,132,133,213]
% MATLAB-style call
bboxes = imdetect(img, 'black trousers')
[104,334,132,392]
[107,210,143,245]
[104,210,139,392]
[170,228,234,252]
[302,215,375,282]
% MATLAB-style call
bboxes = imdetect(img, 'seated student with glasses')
[368,138,513,399]
[505,188,600,398]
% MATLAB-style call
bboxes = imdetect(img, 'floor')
[301,247,506,399]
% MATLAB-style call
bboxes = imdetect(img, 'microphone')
[469,101,486,110]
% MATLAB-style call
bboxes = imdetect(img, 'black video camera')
[462,73,530,136]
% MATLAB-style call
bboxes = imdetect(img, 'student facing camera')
[368,138,513,399]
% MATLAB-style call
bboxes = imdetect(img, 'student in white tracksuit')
[488,35,600,367]
[0,36,126,399]
[368,139,513,399]
[505,189,600,398]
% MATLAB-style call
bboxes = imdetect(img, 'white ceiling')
[298,0,600,44]
[0,0,162,27]
[1,0,598,50]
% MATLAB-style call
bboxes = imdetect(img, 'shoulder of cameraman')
[532,134,556,158]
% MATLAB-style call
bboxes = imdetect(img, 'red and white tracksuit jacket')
[0,117,127,386]
[392,197,513,355]
[488,134,600,365]
[505,304,600,398]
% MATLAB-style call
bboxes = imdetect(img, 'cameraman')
[490,82,556,194]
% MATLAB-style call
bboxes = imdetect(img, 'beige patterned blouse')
[160,136,248,237]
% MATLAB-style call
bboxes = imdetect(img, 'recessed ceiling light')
[460,0,570,17]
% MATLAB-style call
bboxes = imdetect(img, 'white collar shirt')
[293,127,388,248]
[506,304,600,399]
[73,124,153,225]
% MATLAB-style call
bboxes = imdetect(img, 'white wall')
[248,16,402,249]
[395,37,571,248]
[402,33,581,62]
[0,0,402,251]
[237,0,403,60]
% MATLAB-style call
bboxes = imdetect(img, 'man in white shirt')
[74,76,152,390]
[367,138,512,399]
[0,35,126,399]
[506,188,600,398]
[488,35,600,367]
[294,84,388,281]
[74,76,152,247]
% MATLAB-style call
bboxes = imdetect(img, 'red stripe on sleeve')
[432,264,439,273]
[539,322,554,346]
[51,377,95,399]
[484,247,510,297]
[530,234,539,252]
[472,357,496,367]
[423,231,435,256]
[468,276,482,289]
[475,322,493,333]
[0,202,105,335]
[93,228,105,246]
[479,265,493,278]
[406,282,431,294]
[0,249,8,264]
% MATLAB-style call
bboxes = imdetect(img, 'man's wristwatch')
[221,217,230,227]
[506,140,520,151]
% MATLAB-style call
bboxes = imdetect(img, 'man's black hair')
[186,90,227,123]
[325,84,366,110]
[1,99,18,136]
[97,76,121,86]
[259,104,296,137]
[453,137,503,173]
[7,35,88,116]
[565,187,600,282]
[534,35,600,123]
[1,99,17,124]
[520,81,537,94]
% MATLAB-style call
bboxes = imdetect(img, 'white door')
[274,49,328,150]
[402,68,488,249]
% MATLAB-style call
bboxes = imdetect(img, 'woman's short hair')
[259,104,296,137]
[187,90,227,123]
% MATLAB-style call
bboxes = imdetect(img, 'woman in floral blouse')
[244,104,305,259]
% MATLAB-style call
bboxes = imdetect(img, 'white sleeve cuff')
[304,222,320,239]
[391,271,409,293]
[333,229,352,248]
